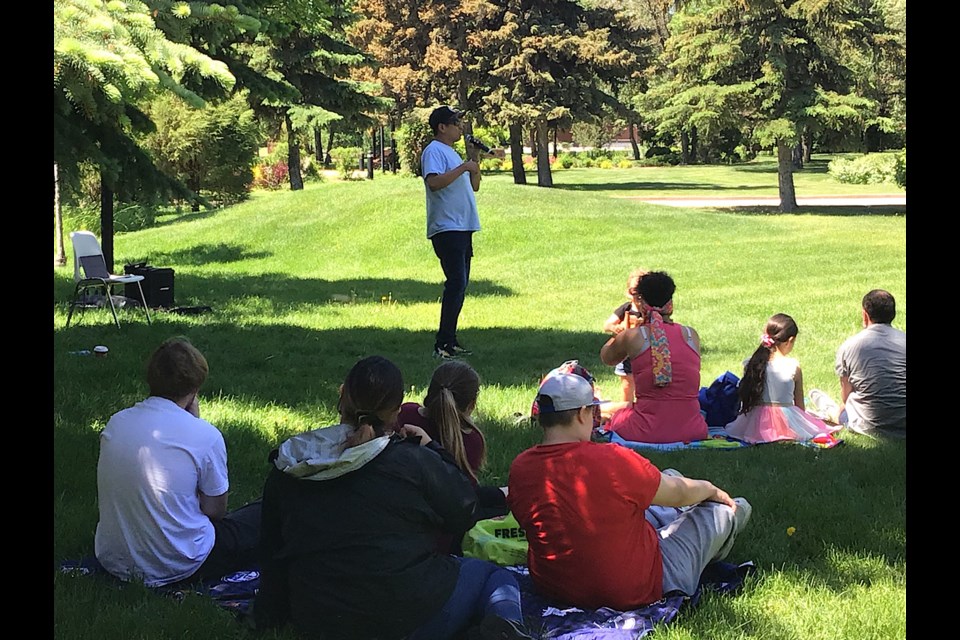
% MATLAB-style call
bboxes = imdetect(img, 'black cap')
[429,105,463,130]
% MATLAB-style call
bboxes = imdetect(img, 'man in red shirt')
[508,373,752,609]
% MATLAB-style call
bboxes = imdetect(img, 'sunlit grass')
[54,158,905,640]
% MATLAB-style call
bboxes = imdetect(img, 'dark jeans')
[193,499,262,582]
[406,557,522,640]
[431,231,473,349]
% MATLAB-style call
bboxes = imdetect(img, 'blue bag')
[699,371,741,427]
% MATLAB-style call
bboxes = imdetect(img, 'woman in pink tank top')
[600,271,709,443]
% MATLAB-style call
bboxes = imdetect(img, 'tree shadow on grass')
[54,272,516,309]
[127,242,272,267]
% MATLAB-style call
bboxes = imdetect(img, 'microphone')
[465,134,492,153]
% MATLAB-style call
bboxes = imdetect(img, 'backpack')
[530,360,602,428]
[698,371,741,427]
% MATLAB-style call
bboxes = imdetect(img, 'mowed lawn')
[53,156,906,640]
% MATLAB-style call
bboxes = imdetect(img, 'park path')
[617,194,906,208]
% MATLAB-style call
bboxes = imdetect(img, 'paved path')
[617,194,906,208]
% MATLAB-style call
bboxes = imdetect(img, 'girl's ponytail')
[738,313,800,414]
[424,361,484,480]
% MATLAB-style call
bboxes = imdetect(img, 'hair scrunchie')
[760,333,775,348]
[642,300,674,387]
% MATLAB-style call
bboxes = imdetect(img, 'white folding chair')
[66,231,152,329]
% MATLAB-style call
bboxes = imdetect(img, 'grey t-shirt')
[835,323,907,435]
[421,139,480,238]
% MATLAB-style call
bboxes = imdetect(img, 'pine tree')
[641,0,895,211]
[54,0,235,267]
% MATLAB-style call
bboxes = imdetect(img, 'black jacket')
[254,428,478,640]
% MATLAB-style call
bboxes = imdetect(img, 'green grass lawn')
[53,156,905,640]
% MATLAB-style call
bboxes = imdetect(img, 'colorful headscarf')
[642,300,674,387]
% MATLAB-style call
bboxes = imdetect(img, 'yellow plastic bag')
[461,512,528,566]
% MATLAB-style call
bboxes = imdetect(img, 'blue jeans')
[431,231,473,349]
[407,557,522,640]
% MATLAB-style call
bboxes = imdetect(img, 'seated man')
[95,337,260,587]
[835,289,906,438]
[508,372,752,610]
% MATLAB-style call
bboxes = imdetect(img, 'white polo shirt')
[94,396,229,586]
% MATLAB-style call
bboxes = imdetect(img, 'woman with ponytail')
[255,356,531,640]
[725,314,841,444]
[600,271,709,444]
[397,361,508,528]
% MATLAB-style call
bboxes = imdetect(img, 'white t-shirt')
[421,139,480,238]
[94,396,229,586]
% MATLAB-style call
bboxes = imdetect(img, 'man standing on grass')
[94,336,260,587]
[834,289,907,438]
[508,372,752,610]
[422,105,481,360]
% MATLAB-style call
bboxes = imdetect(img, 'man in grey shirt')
[834,289,906,438]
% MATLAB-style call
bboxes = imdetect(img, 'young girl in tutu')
[725,314,842,444]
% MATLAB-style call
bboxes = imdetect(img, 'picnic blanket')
[59,557,755,639]
[598,426,843,451]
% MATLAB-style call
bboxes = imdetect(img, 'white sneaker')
[809,389,841,424]
[661,468,685,477]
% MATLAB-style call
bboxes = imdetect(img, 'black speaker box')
[124,263,175,309]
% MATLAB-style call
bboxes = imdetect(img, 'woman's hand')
[399,424,432,446]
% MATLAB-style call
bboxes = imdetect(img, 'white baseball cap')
[535,373,606,413]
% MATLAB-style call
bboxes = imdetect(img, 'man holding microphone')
[421,105,483,360]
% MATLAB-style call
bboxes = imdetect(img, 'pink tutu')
[725,404,841,444]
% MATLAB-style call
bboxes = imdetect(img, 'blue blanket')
[59,557,754,639]
[599,426,842,451]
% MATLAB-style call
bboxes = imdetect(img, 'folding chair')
[65,231,152,329]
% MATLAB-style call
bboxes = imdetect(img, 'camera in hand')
[465,134,491,153]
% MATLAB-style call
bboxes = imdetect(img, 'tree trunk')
[690,126,698,164]
[54,163,66,267]
[791,142,803,170]
[100,173,115,272]
[552,126,558,159]
[380,126,386,172]
[535,120,553,188]
[509,123,526,185]
[529,128,537,157]
[315,127,323,164]
[286,111,304,191]
[802,130,812,164]
[628,123,641,160]
[680,130,690,165]
[776,140,799,213]
[325,124,334,166]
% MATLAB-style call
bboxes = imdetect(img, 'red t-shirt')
[396,402,484,485]
[507,441,664,609]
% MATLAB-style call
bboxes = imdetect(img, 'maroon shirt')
[396,402,484,485]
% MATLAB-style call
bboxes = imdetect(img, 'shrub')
[894,151,906,189]
[329,146,363,180]
[480,157,503,171]
[617,159,634,169]
[828,153,900,185]
[502,158,513,172]
[556,153,577,169]
[598,159,614,169]
[395,117,433,177]
[142,92,260,206]
[251,161,290,190]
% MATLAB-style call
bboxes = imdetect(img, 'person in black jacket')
[253,356,531,640]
